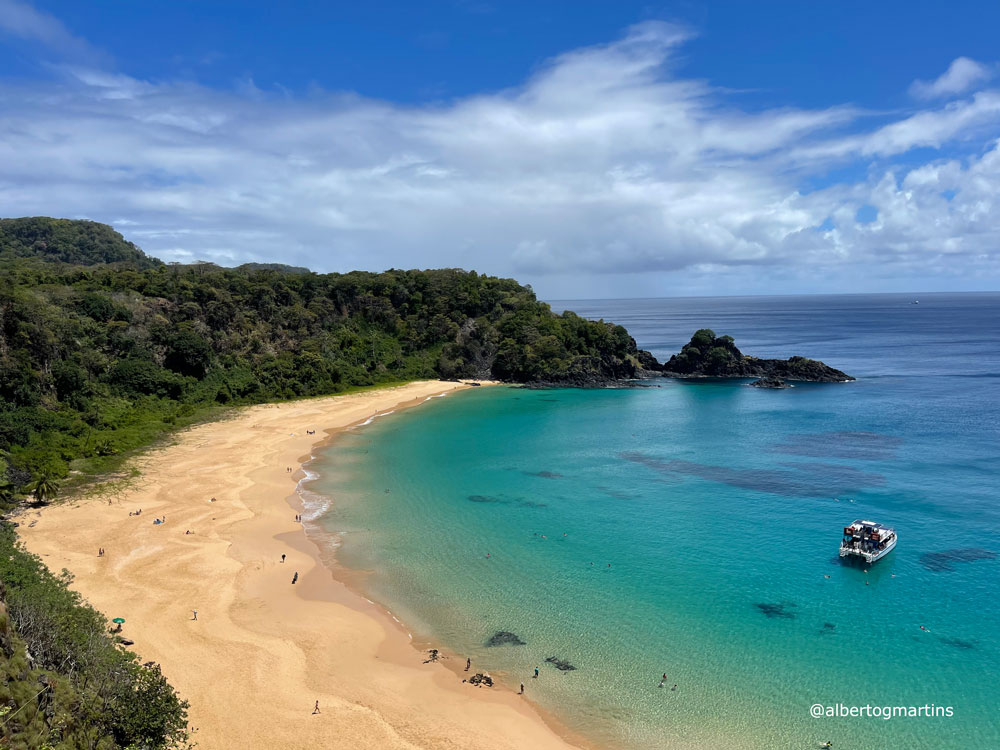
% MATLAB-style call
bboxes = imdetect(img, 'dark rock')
[486,631,526,647]
[636,349,663,374]
[749,376,791,389]
[516,499,548,508]
[938,636,976,650]
[919,548,997,572]
[545,656,577,671]
[467,494,507,504]
[662,329,853,382]
[755,602,798,619]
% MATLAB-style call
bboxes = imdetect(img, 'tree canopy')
[0,217,651,502]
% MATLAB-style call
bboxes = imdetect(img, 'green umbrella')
[112,617,125,624]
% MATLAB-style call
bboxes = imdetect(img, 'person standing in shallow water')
[519,683,525,694]
[533,666,539,678]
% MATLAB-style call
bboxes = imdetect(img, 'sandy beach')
[18,381,580,750]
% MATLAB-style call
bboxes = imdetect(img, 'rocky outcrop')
[545,656,577,671]
[662,330,853,382]
[749,376,791,389]
[486,631,526,647]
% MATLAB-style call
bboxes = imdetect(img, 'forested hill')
[0,217,655,501]
[0,217,161,269]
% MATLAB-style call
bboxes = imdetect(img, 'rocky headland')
[658,329,854,382]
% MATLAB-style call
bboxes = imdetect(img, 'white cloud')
[910,57,994,100]
[0,0,101,63]
[1,20,999,297]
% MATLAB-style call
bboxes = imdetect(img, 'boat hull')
[839,533,897,564]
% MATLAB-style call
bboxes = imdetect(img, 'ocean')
[303,292,999,749]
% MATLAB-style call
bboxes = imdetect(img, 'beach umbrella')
[112,617,125,625]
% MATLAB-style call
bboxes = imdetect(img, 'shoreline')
[290,389,597,748]
[18,381,585,750]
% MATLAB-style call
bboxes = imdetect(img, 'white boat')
[839,520,896,564]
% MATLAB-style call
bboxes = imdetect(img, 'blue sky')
[1,0,999,298]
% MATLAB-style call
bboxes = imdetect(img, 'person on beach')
[192,610,198,621]
[312,701,320,715]
[281,554,286,563]
[533,666,539,678]
[292,572,299,584]
[465,658,471,671]
[519,683,525,694]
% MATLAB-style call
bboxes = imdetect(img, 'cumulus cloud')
[1,18,999,297]
[910,57,994,100]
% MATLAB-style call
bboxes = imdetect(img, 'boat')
[839,520,897,564]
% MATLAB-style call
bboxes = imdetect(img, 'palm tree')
[31,475,60,505]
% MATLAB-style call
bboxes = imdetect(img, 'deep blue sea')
[304,293,999,749]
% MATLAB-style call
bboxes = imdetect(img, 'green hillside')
[0,217,652,503]
[0,218,161,269]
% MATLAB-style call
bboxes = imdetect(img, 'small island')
[661,329,854,382]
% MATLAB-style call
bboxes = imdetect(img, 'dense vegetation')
[0,219,159,270]
[0,526,189,748]
[0,216,650,501]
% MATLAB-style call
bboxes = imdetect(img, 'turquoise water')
[305,293,999,749]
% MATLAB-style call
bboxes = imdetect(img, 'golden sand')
[19,381,579,750]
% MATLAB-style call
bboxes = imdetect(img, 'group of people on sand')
[128,508,143,516]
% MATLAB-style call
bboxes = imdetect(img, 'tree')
[31,475,59,505]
